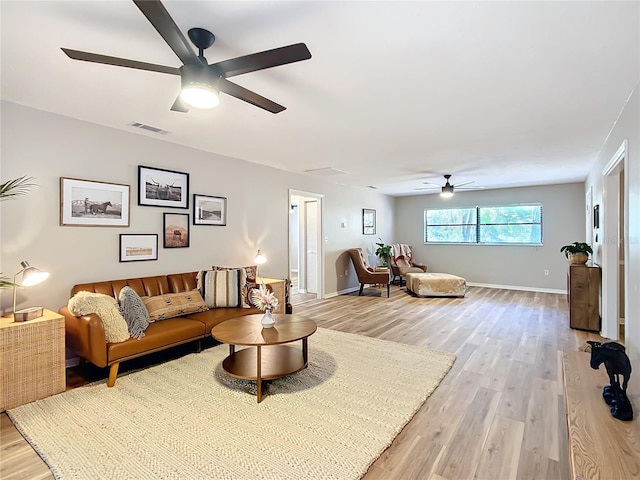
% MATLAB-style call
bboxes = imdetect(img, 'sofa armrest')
[59,306,108,367]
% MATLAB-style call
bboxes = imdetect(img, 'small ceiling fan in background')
[61,0,311,113]
[415,174,483,197]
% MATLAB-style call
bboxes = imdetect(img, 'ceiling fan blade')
[61,48,180,75]
[456,186,484,190]
[170,95,189,113]
[133,0,203,66]
[210,43,311,78]
[454,180,475,187]
[218,78,285,113]
[421,182,441,187]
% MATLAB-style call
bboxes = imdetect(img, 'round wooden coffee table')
[211,314,317,403]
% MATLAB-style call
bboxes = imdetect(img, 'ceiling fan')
[61,0,311,113]
[414,174,483,197]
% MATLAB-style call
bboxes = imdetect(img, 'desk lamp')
[12,261,50,321]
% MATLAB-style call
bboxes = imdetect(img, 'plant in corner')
[375,238,392,267]
[0,175,36,288]
[560,242,593,265]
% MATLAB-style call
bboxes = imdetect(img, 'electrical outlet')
[544,269,549,276]
[344,269,348,276]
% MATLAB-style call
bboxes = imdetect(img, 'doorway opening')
[601,140,628,341]
[288,190,324,305]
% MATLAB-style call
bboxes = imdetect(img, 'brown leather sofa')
[59,271,272,387]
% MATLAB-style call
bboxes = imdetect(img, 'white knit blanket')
[67,291,129,343]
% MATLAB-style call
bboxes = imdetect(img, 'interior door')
[305,200,318,294]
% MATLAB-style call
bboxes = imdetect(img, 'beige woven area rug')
[8,328,455,480]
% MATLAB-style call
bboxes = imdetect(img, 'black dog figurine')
[587,341,633,421]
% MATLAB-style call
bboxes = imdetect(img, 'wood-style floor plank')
[0,285,605,479]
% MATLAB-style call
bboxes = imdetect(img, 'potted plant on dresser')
[560,242,593,265]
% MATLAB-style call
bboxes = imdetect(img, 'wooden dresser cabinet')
[567,265,601,332]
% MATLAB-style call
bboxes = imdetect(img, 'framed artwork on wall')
[138,165,189,209]
[60,177,130,227]
[119,234,158,262]
[193,194,227,226]
[594,204,600,229]
[163,213,190,248]
[363,208,376,235]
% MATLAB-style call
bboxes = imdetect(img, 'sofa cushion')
[200,269,246,308]
[118,286,150,339]
[107,318,206,362]
[143,290,208,322]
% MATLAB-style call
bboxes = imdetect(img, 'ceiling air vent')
[130,122,170,135]
[304,167,348,176]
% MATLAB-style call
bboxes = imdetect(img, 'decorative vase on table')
[261,308,275,328]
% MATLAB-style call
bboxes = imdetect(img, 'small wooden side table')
[0,309,66,411]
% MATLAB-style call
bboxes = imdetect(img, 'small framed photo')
[193,194,227,226]
[60,177,130,227]
[594,204,600,229]
[119,234,158,262]
[163,213,190,248]
[138,165,189,208]
[363,208,376,235]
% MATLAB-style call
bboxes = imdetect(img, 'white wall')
[586,84,640,363]
[0,102,393,312]
[394,183,585,292]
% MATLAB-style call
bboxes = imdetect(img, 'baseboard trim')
[466,282,566,295]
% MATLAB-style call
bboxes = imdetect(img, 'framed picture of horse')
[60,177,130,227]
[138,165,189,209]
[119,234,158,262]
[163,213,189,248]
[193,194,227,226]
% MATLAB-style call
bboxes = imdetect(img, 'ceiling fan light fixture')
[440,184,454,198]
[180,85,219,109]
[179,64,220,109]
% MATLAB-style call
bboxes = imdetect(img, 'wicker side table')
[0,309,65,411]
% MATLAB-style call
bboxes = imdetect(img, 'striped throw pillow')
[201,268,246,308]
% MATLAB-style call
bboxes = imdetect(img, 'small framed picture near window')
[363,208,376,235]
[138,165,189,209]
[60,177,130,227]
[119,234,158,262]
[193,194,227,226]
[163,213,190,248]
[594,204,600,229]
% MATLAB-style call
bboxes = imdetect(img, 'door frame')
[288,189,324,299]
[601,139,628,340]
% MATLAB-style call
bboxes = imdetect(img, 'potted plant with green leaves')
[0,176,35,288]
[375,238,392,267]
[560,242,593,265]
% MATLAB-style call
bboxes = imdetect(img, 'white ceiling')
[2,1,639,196]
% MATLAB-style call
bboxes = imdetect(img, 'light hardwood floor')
[1,285,605,479]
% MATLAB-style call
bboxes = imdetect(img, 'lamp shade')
[253,250,267,265]
[20,264,50,286]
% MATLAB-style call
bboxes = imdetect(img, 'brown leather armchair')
[348,248,390,297]
[390,244,427,286]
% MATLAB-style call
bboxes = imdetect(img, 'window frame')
[424,203,543,246]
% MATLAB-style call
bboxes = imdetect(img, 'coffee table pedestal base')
[222,344,308,402]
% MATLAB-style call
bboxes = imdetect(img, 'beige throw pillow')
[143,290,208,322]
